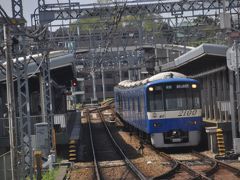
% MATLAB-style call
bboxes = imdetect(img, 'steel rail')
[96,109,147,180]
[158,152,211,180]
[89,105,110,113]
[152,152,180,179]
[86,109,102,180]
[104,105,209,179]
[192,151,240,177]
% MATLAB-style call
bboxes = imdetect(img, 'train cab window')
[192,90,201,108]
[147,86,164,112]
[165,89,187,110]
[164,83,201,110]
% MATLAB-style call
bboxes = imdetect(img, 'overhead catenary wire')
[27,55,45,78]
[0,5,48,39]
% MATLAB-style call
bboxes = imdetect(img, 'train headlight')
[192,84,197,89]
[153,123,160,127]
[149,87,154,92]
[172,131,177,135]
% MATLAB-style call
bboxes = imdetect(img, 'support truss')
[11,0,23,19]
[38,0,46,11]
[38,0,54,152]
[15,55,33,179]
[11,0,33,179]
[40,51,53,151]
[36,0,240,26]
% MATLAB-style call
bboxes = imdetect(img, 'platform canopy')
[0,51,75,82]
[161,43,228,77]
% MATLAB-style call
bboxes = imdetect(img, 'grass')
[42,168,59,180]
[26,168,59,180]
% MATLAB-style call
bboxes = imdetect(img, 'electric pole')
[4,24,17,180]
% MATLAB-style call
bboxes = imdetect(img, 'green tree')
[70,17,103,32]
[97,0,113,3]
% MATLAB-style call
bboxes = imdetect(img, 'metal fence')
[0,151,11,180]
[0,118,9,137]
[0,112,80,179]
[217,101,231,122]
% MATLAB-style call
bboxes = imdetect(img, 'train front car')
[146,74,203,148]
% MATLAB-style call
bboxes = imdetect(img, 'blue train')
[114,72,203,148]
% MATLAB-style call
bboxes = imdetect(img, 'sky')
[0,0,97,25]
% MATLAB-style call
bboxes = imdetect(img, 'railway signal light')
[71,79,78,87]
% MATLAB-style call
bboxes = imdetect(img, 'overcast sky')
[0,0,97,25]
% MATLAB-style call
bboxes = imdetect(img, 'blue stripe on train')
[147,117,203,133]
[123,116,203,134]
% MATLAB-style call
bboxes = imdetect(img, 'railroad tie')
[68,140,77,162]
[216,128,225,156]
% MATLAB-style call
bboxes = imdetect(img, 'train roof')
[147,77,198,87]
[117,72,189,89]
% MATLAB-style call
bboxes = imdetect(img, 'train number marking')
[178,110,197,117]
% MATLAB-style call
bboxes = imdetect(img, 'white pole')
[4,24,17,180]
[235,41,240,135]
[101,64,106,101]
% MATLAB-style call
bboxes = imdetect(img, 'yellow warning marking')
[69,153,76,157]
[69,150,77,153]
[69,140,76,144]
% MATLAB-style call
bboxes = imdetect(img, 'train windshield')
[147,83,200,111]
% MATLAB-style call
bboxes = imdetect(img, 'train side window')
[128,98,130,111]
[138,96,141,112]
[136,96,138,112]
[124,96,127,110]
[117,94,120,110]
[122,96,124,109]
[132,97,135,111]
[141,96,145,112]
[135,97,137,112]
[124,96,126,109]
[119,95,122,110]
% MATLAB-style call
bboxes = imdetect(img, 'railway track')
[191,151,240,179]
[102,105,240,180]
[98,106,211,179]
[155,151,240,179]
[86,108,147,180]
[70,106,240,180]
[157,152,211,180]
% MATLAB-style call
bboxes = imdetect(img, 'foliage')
[97,0,113,3]
[76,103,83,109]
[68,13,174,44]
[70,17,102,32]
[193,15,219,26]
[65,10,220,46]
[42,168,59,180]
[26,168,59,180]
[176,15,223,46]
